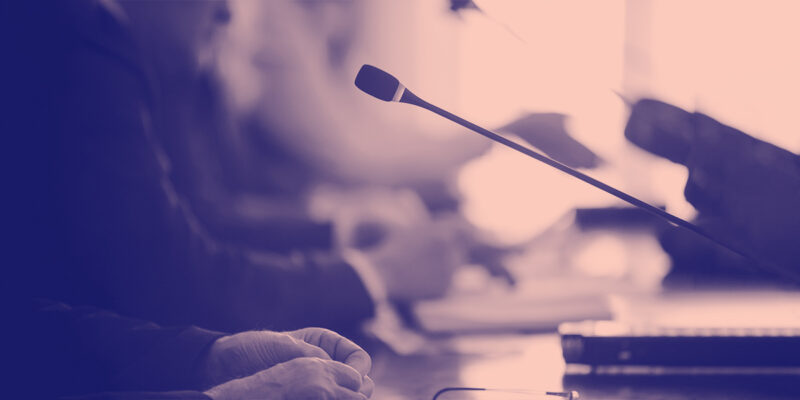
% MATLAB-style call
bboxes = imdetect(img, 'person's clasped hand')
[202,327,373,399]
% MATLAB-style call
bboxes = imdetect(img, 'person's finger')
[250,331,332,365]
[330,386,368,400]
[282,333,332,361]
[207,331,335,384]
[359,375,374,398]
[323,360,363,393]
[337,342,371,377]
[290,328,372,375]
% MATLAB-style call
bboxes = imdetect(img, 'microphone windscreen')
[355,65,400,102]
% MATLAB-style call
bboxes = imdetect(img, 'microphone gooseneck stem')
[398,89,800,284]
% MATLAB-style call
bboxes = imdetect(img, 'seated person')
[13,0,375,333]
[5,0,374,397]
[624,99,800,287]
[156,1,605,303]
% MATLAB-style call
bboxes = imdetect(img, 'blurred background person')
[157,0,486,305]
[159,0,606,305]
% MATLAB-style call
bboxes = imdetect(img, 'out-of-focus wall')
[632,0,800,153]
[455,0,629,244]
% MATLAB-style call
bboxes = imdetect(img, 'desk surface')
[369,333,800,400]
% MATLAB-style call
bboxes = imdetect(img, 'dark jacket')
[4,0,373,397]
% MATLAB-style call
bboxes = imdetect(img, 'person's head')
[118,0,231,82]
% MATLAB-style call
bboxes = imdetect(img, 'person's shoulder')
[51,0,127,35]
[40,0,156,114]
[50,0,137,57]
[8,0,138,74]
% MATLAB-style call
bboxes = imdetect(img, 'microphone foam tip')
[355,64,400,102]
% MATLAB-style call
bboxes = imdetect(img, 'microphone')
[354,64,800,284]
